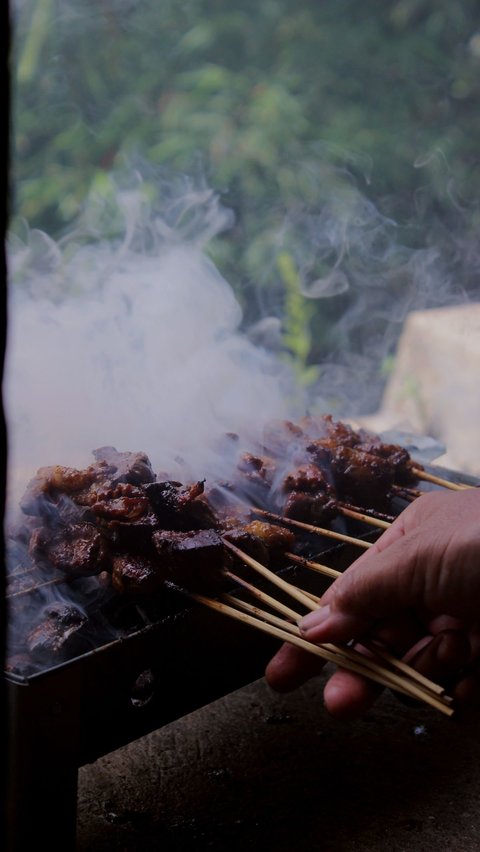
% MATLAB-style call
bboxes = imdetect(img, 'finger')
[299,604,370,646]
[322,664,383,720]
[265,641,327,693]
[372,614,428,657]
[301,522,480,647]
[405,629,471,689]
[428,615,465,635]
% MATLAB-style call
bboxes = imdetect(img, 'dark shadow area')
[1,2,10,846]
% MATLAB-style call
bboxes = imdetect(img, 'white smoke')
[5,189,303,516]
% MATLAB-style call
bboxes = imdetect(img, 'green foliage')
[277,251,319,386]
[10,0,480,403]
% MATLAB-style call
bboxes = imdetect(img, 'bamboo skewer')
[224,579,389,681]
[224,543,419,690]
[340,502,395,523]
[392,484,421,501]
[284,553,446,697]
[6,576,67,599]
[285,551,343,580]
[251,508,373,549]
[222,538,315,610]
[223,592,300,635]
[411,468,472,491]
[187,591,453,717]
[225,541,447,699]
[224,569,300,621]
[337,505,391,530]
[222,589,449,703]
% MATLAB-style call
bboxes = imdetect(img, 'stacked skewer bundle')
[185,416,473,719]
[186,517,458,717]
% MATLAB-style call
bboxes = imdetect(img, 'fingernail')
[299,604,330,632]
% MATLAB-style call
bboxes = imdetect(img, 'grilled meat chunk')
[90,482,150,522]
[152,528,226,592]
[145,480,217,529]
[222,527,270,565]
[29,521,111,577]
[236,453,277,492]
[19,465,98,517]
[328,445,395,510]
[27,603,88,662]
[356,434,422,485]
[283,491,338,525]
[111,553,165,597]
[299,413,360,447]
[242,520,295,556]
[92,446,155,485]
[283,463,334,495]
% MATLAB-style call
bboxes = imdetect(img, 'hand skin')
[265,488,480,720]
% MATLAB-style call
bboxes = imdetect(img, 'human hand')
[265,488,480,719]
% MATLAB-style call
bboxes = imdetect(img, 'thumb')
[298,529,424,644]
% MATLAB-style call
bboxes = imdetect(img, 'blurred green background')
[9,0,480,412]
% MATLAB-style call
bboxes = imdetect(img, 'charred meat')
[27,602,88,662]
[111,553,166,597]
[283,490,338,524]
[153,528,226,593]
[92,446,155,485]
[29,521,110,578]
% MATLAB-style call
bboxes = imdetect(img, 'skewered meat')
[223,520,296,566]
[19,465,98,516]
[29,521,111,577]
[309,444,395,510]
[356,432,423,485]
[283,491,338,524]
[145,480,217,530]
[91,446,155,485]
[8,415,433,675]
[222,527,270,565]
[299,413,360,448]
[20,448,154,520]
[152,528,226,593]
[242,521,296,556]
[280,462,337,523]
[90,482,150,522]
[103,512,160,553]
[27,603,88,662]
[236,453,277,492]
[282,463,334,495]
[111,553,166,597]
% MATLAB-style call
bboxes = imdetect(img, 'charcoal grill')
[4,462,477,852]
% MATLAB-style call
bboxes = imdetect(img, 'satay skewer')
[411,468,472,491]
[222,589,448,702]
[222,538,316,610]
[392,484,420,502]
[337,505,391,529]
[250,508,373,549]
[6,576,67,599]
[284,553,446,697]
[224,568,300,620]
[222,590,385,678]
[224,541,447,697]
[339,501,395,524]
[224,541,446,699]
[187,591,453,716]
[285,551,341,580]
